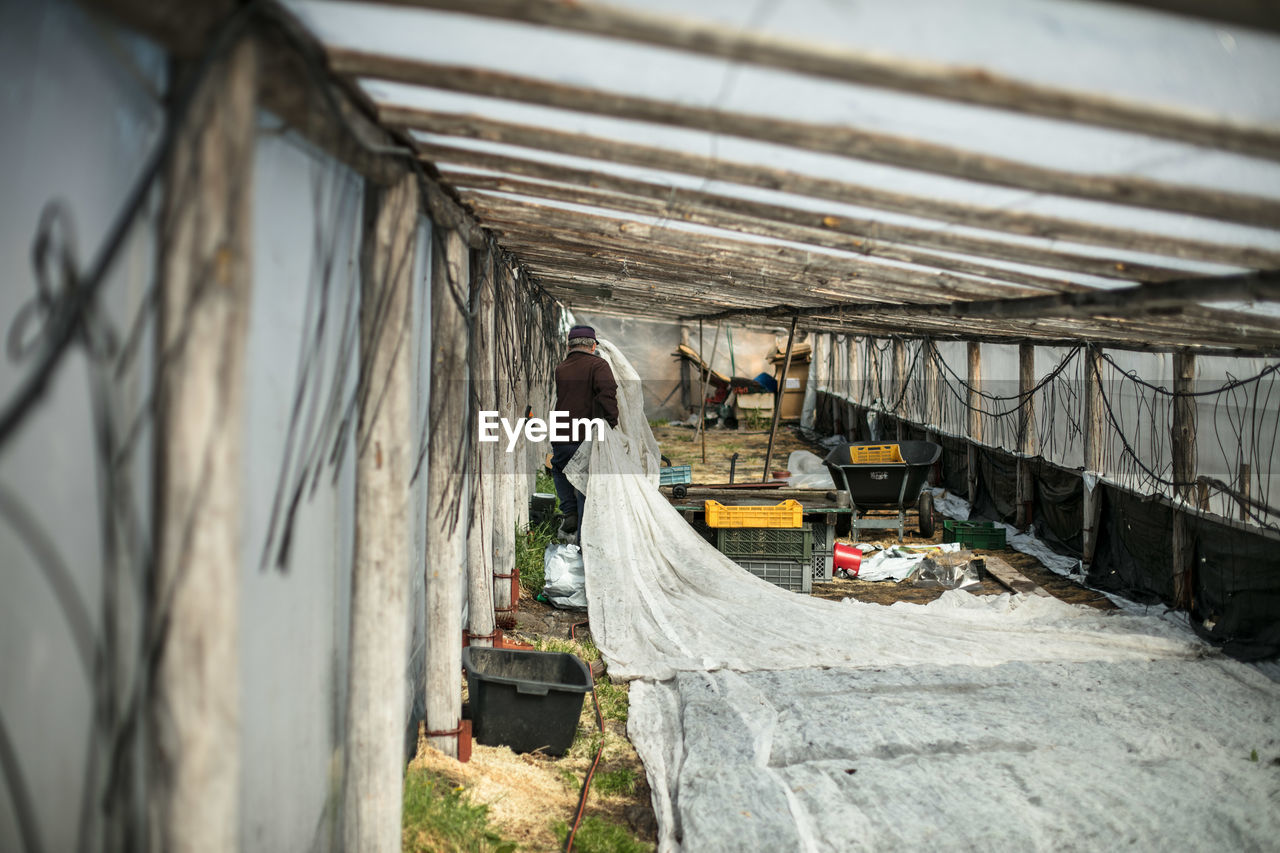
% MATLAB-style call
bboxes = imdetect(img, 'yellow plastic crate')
[704,499,803,529]
[849,443,903,464]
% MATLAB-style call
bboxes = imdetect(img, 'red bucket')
[833,542,862,576]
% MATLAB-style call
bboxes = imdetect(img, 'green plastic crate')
[734,558,812,593]
[942,520,1007,550]
[716,527,813,563]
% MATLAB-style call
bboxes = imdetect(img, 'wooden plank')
[466,248,498,647]
[151,35,256,853]
[797,313,1279,357]
[1171,350,1197,607]
[665,487,850,507]
[966,342,982,502]
[1015,342,1036,530]
[328,50,1280,228]
[982,555,1052,597]
[696,269,1280,325]
[427,147,1191,283]
[1082,346,1105,566]
[484,213,1046,303]
[424,227,470,758]
[1172,351,1198,502]
[370,0,1280,157]
[346,173,418,851]
[462,189,1078,295]
[1100,0,1280,34]
[388,109,1280,270]
[762,315,799,480]
[491,256,519,626]
[923,339,940,431]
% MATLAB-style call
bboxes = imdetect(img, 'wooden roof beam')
[458,184,1084,294]
[482,215,1038,302]
[469,199,1049,301]
[362,0,1280,156]
[386,110,1280,270]
[693,268,1280,326]
[425,145,1202,283]
[327,49,1280,228]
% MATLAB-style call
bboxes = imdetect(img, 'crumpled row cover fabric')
[562,340,1279,852]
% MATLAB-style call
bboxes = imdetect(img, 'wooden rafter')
[387,109,1280,270]
[426,145,1207,283]
[361,0,1280,157]
[458,185,1086,294]
[329,49,1280,228]
[473,203,1049,296]
[467,200,1056,302]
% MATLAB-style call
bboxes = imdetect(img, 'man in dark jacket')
[550,325,618,535]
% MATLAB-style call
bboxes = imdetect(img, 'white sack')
[542,543,587,610]
[783,449,835,488]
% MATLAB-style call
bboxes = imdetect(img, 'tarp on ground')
[571,342,1280,852]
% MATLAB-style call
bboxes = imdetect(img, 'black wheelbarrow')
[823,441,941,541]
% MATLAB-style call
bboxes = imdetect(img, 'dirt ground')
[419,423,1115,850]
[410,601,657,851]
[652,421,812,484]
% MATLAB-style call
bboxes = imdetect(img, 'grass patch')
[402,766,516,853]
[533,634,599,662]
[594,676,629,724]
[592,767,639,797]
[554,816,653,853]
[519,471,562,597]
[516,521,556,598]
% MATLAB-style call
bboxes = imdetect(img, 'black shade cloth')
[1031,458,1084,558]
[938,435,970,497]
[1189,515,1280,660]
[971,447,1018,524]
[1087,484,1175,605]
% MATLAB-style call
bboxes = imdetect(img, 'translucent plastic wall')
[239,129,363,851]
[0,2,164,849]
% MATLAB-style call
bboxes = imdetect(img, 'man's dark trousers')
[550,441,586,527]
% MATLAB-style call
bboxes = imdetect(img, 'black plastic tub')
[823,441,942,509]
[462,646,591,756]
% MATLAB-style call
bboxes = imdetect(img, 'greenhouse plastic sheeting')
[569,342,1280,851]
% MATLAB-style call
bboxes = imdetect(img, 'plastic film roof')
[287,0,1280,353]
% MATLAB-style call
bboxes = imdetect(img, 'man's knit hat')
[568,325,596,341]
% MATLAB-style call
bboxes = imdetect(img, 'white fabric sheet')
[569,341,1280,852]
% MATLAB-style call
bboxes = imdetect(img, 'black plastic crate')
[462,647,591,756]
[716,527,812,563]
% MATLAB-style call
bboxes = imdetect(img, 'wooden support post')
[345,173,418,851]
[1172,352,1198,505]
[966,342,982,505]
[425,227,470,758]
[466,250,498,648]
[696,319,708,460]
[1015,342,1036,530]
[922,339,941,485]
[492,261,518,628]
[1172,351,1197,607]
[679,325,692,412]
[151,36,257,853]
[849,335,864,438]
[1081,345,1105,566]
[834,335,847,435]
[762,315,798,481]
[1239,462,1252,522]
[892,337,906,439]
